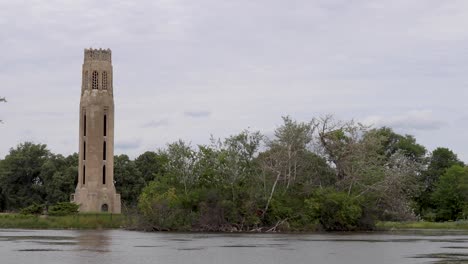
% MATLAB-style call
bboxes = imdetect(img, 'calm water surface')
[0,229,467,264]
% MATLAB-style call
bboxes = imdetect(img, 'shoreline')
[376,221,468,231]
[0,213,124,230]
[0,214,467,231]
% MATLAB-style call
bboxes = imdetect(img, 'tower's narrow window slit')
[84,114,86,136]
[83,165,86,185]
[102,165,106,185]
[104,114,107,136]
[103,141,106,160]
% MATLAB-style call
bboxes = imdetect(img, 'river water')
[0,229,467,264]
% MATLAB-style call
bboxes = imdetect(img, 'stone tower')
[71,48,121,213]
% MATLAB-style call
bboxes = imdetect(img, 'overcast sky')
[1,0,468,161]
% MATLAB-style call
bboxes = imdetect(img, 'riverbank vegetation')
[0,115,467,231]
[377,220,468,230]
[0,213,123,229]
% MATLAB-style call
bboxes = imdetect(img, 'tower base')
[71,187,121,213]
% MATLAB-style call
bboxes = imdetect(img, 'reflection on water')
[413,253,468,263]
[17,249,63,252]
[76,230,111,253]
[0,229,466,264]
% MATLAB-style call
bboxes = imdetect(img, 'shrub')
[421,209,437,222]
[20,203,44,215]
[138,182,191,230]
[462,203,468,220]
[305,189,364,231]
[48,202,79,216]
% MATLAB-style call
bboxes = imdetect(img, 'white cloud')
[115,139,142,151]
[364,110,447,131]
[142,119,170,128]
[184,111,211,118]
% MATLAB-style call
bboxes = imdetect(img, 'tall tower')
[71,48,121,213]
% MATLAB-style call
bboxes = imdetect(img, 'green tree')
[0,142,51,210]
[193,145,221,188]
[369,127,426,162]
[164,140,197,195]
[135,151,168,184]
[268,116,315,188]
[316,117,422,221]
[432,165,468,221]
[211,131,264,227]
[42,153,78,205]
[317,116,385,192]
[260,117,316,217]
[216,130,263,197]
[416,148,464,218]
[297,151,336,189]
[424,148,464,191]
[114,154,145,207]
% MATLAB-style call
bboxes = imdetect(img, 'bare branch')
[0,97,6,123]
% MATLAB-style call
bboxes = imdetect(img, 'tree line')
[0,115,466,231]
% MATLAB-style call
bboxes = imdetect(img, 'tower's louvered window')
[83,141,86,160]
[92,71,99,90]
[83,165,86,185]
[103,141,106,160]
[102,71,108,90]
[104,114,107,136]
[102,165,106,185]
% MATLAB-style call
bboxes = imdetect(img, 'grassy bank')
[1,213,467,231]
[377,220,468,230]
[0,213,125,229]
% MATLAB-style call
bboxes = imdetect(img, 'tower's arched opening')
[101,204,108,212]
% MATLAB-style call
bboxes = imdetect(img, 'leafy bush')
[421,210,437,222]
[20,203,44,215]
[264,195,315,230]
[463,204,468,220]
[48,202,79,216]
[305,189,364,231]
[138,182,191,230]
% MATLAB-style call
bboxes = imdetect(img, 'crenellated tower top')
[81,48,113,93]
[84,48,112,63]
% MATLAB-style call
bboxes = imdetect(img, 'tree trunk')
[263,171,281,218]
